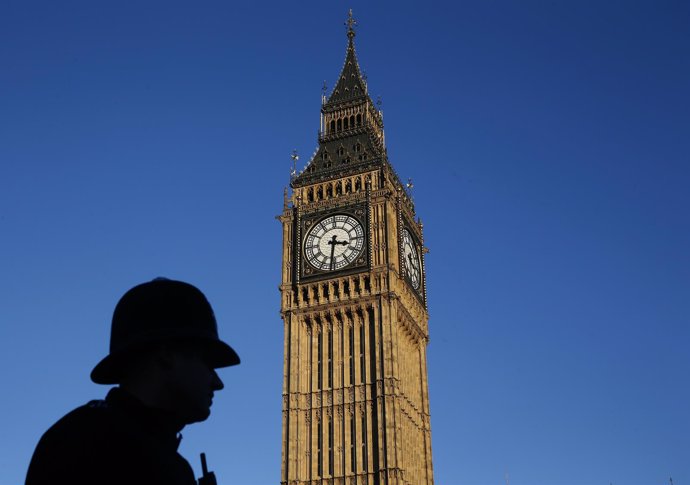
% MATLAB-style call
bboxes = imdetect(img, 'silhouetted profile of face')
[161,344,225,424]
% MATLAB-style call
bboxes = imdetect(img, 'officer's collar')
[105,387,186,450]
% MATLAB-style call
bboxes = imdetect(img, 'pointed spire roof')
[291,10,391,189]
[326,10,367,105]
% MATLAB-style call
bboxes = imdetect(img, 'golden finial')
[345,9,357,40]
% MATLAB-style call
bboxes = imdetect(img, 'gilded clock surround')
[278,12,434,485]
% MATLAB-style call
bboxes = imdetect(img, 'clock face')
[402,228,421,290]
[304,214,365,271]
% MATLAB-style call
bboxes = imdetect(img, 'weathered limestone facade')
[279,13,433,485]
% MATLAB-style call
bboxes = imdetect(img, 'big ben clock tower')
[278,12,434,485]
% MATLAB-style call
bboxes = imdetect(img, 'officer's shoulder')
[41,398,121,443]
[27,398,131,485]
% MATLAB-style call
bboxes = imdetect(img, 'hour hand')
[407,253,418,271]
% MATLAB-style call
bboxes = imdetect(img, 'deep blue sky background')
[1,1,688,484]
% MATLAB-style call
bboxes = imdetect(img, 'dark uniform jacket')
[26,387,197,485]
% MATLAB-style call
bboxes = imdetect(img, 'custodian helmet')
[90,277,240,384]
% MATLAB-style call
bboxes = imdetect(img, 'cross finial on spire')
[345,9,357,40]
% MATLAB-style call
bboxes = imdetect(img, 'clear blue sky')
[1,1,688,484]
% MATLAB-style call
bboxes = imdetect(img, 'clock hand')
[329,235,337,270]
[407,253,418,272]
[327,235,350,270]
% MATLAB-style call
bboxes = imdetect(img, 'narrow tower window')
[327,329,333,388]
[317,418,323,476]
[359,324,365,383]
[328,415,334,475]
[349,414,356,472]
[348,325,354,385]
[361,415,367,472]
[317,331,322,390]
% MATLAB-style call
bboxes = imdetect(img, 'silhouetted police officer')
[26,278,240,485]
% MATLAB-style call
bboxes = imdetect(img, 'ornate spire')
[326,9,366,105]
[291,10,389,188]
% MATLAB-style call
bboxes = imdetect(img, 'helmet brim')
[90,338,240,385]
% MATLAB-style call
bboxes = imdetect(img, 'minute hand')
[328,234,349,270]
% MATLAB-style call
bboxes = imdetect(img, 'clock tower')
[278,12,434,485]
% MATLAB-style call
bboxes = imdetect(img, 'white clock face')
[402,228,421,289]
[304,214,365,271]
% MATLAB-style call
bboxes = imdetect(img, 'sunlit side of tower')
[278,12,434,485]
